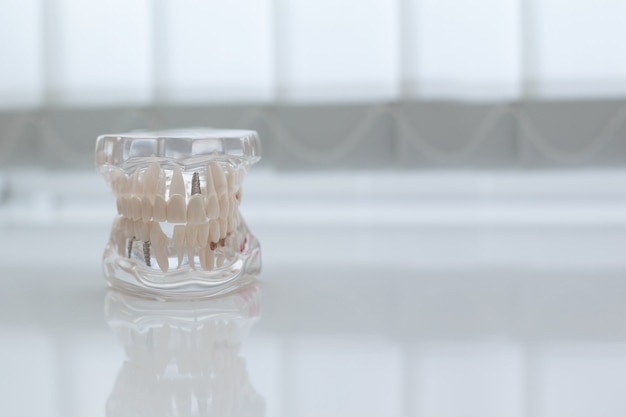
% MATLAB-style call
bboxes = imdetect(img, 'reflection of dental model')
[105,284,264,417]
[96,129,261,299]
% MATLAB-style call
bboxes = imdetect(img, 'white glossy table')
[1,170,625,417]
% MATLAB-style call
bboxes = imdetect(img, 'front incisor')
[187,195,206,224]
[153,196,167,222]
[167,194,186,223]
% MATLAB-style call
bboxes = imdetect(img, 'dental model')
[95,128,261,299]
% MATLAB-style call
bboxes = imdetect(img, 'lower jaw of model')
[102,161,261,299]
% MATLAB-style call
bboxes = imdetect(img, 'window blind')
[1,0,625,108]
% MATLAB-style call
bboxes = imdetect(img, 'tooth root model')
[96,128,262,300]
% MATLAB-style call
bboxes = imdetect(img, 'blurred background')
[1,0,626,170]
[1,1,626,416]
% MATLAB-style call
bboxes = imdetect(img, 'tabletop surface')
[1,170,625,417]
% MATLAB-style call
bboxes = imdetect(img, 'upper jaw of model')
[108,160,243,273]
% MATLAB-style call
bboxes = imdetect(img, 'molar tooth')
[120,217,133,239]
[218,193,229,218]
[187,195,207,224]
[170,165,186,197]
[172,225,186,268]
[131,170,143,195]
[209,220,220,243]
[141,196,153,223]
[225,165,236,194]
[130,196,142,221]
[197,223,210,248]
[227,215,235,234]
[167,195,186,223]
[230,195,238,216]
[209,161,227,194]
[219,218,227,239]
[110,169,124,196]
[153,196,167,221]
[120,196,129,217]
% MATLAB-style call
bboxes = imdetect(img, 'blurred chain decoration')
[237,103,626,165]
[1,104,625,167]
[0,113,35,165]
[515,106,626,164]
[237,106,388,164]
[392,105,512,164]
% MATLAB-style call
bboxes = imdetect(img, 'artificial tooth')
[150,221,166,245]
[197,223,210,248]
[200,247,214,270]
[219,218,227,239]
[130,196,142,221]
[205,163,216,194]
[225,165,236,194]
[141,196,153,223]
[132,220,141,240]
[120,174,131,196]
[120,217,133,239]
[227,214,235,233]
[170,165,186,197]
[209,220,220,243]
[229,195,238,216]
[131,169,143,195]
[167,194,186,223]
[206,192,219,219]
[153,196,167,221]
[218,193,229,218]
[187,195,207,224]
[187,245,196,269]
[209,161,227,194]
[185,224,198,269]
[215,250,225,267]
[185,225,198,247]
[119,196,129,217]
[172,225,186,268]
[139,221,151,242]
[143,162,161,199]
[110,169,124,196]
[150,222,169,273]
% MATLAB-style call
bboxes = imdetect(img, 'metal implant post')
[127,237,135,258]
[143,241,151,267]
[191,172,201,195]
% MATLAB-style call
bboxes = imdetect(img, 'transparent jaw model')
[96,128,261,299]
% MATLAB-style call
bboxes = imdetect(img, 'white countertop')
[1,170,625,417]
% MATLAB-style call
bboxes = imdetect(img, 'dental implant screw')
[143,241,151,266]
[191,172,201,195]
[127,236,135,258]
